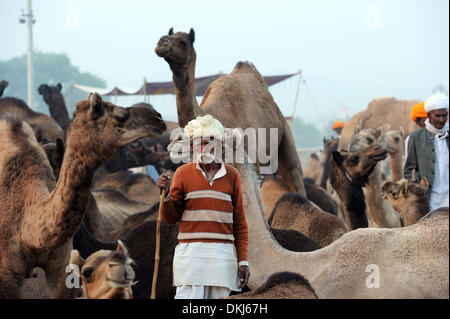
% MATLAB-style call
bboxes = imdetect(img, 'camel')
[378,127,405,182]
[0,80,8,97]
[69,241,135,299]
[0,96,65,143]
[0,93,166,298]
[320,136,339,190]
[260,175,338,219]
[304,153,323,185]
[338,96,421,152]
[381,174,430,226]
[348,128,402,228]
[155,28,306,197]
[38,83,71,129]
[40,138,65,180]
[226,272,317,299]
[234,158,449,298]
[268,193,347,247]
[329,144,388,230]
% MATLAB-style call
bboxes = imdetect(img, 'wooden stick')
[151,188,166,299]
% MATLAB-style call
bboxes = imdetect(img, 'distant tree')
[0,51,106,115]
[290,117,323,148]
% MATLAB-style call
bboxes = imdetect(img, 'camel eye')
[82,267,94,282]
[366,137,373,144]
[394,137,400,143]
[349,155,359,165]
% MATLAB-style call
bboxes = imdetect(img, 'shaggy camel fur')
[304,153,323,185]
[0,93,165,298]
[70,241,135,299]
[0,97,64,143]
[0,80,8,97]
[330,144,388,230]
[38,83,70,129]
[338,97,421,152]
[268,193,347,247]
[155,28,306,197]
[227,272,317,299]
[349,128,402,228]
[381,175,430,226]
[378,128,405,182]
[236,159,449,298]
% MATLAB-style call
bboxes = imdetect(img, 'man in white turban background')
[157,115,250,299]
[404,93,449,210]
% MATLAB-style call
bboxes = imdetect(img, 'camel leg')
[275,124,307,198]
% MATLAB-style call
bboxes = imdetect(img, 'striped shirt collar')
[195,161,227,184]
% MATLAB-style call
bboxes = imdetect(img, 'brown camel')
[329,144,388,230]
[0,96,65,143]
[40,138,65,180]
[378,127,405,182]
[70,241,135,299]
[0,93,166,298]
[38,83,71,129]
[304,153,323,185]
[268,193,347,247]
[155,28,306,197]
[320,136,339,189]
[338,96,421,152]
[0,80,8,97]
[235,158,448,298]
[348,128,402,228]
[381,174,430,226]
[226,272,317,299]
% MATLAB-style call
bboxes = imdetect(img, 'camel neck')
[172,57,200,128]
[388,151,403,182]
[46,94,70,127]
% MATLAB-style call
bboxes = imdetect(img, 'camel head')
[381,175,428,212]
[68,93,166,162]
[378,128,404,155]
[70,240,135,299]
[348,127,383,152]
[0,80,8,97]
[155,28,196,69]
[322,136,339,162]
[38,83,63,104]
[330,144,387,188]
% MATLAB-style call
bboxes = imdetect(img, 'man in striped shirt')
[157,115,250,299]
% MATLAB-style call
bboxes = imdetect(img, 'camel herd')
[0,28,448,299]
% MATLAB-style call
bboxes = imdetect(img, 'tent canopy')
[72,72,299,97]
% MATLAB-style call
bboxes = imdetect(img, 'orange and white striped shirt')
[161,162,248,263]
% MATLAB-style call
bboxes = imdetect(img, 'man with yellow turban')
[405,101,428,152]
[332,121,345,135]
[157,114,250,299]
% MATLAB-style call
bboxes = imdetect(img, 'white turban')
[424,93,449,113]
[184,114,225,141]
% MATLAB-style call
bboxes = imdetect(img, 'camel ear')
[376,127,383,139]
[56,138,65,162]
[402,181,409,197]
[355,125,361,134]
[420,178,428,191]
[188,28,195,44]
[117,240,129,256]
[88,92,104,119]
[57,83,62,91]
[70,250,85,270]
[168,27,174,35]
[331,151,343,166]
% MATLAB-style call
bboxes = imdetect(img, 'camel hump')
[231,61,261,77]
[418,207,449,223]
[253,271,317,297]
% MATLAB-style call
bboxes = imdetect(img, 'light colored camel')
[338,96,421,152]
[348,128,402,228]
[0,96,65,143]
[381,174,430,226]
[378,127,405,182]
[236,159,449,298]
[226,272,317,299]
[155,28,306,197]
[0,93,165,298]
[70,241,135,299]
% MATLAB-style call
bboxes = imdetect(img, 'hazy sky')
[1,0,449,126]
